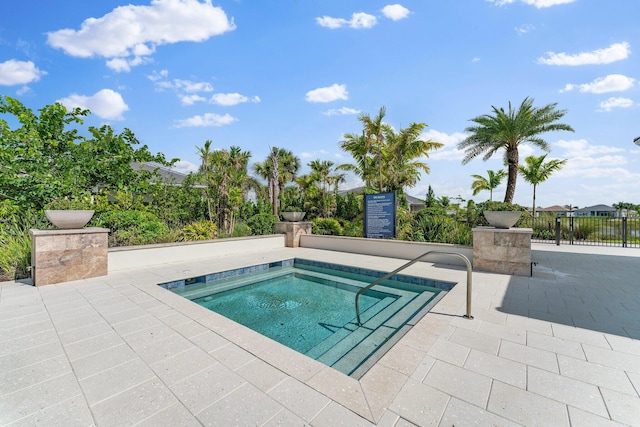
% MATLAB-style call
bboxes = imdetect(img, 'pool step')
[309,289,438,375]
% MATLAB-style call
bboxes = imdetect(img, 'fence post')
[570,216,574,245]
[622,217,627,248]
[555,217,561,246]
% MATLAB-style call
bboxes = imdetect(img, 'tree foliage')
[0,96,172,209]
[458,97,573,203]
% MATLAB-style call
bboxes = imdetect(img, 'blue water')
[194,272,383,353]
[165,259,450,377]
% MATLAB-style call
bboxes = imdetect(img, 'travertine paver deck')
[1,243,639,426]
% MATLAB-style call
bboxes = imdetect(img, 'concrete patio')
[1,242,639,426]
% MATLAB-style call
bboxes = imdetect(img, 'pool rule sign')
[364,192,396,238]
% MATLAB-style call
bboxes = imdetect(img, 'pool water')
[161,259,454,378]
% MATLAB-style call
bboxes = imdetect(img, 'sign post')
[364,192,396,238]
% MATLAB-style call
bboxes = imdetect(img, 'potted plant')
[44,196,95,229]
[281,206,306,222]
[479,201,524,229]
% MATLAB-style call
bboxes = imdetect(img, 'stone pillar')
[274,222,312,248]
[472,227,532,276]
[30,228,109,286]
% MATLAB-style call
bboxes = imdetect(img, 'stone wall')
[30,228,109,286]
[472,227,532,276]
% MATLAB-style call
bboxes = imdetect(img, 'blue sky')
[1,0,638,208]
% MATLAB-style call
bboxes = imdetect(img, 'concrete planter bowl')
[483,211,522,229]
[281,212,306,222]
[45,210,95,229]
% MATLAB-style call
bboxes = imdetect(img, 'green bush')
[246,213,278,235]
[0,209,47,280]
[312,218,343,235]
[178,220,218,241]
[338,218,363,237]
[231,222,252,237]
[94,210,171,246]
[408,211,472,245]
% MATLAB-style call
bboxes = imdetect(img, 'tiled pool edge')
[147,253,464,422]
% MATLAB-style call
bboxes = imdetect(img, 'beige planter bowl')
[483,211,522,229]
[281,212,306,222]
[45,210,95,229]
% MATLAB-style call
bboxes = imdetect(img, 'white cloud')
[0,59,46,85]
[488,0,576,7]
[323,107,360,116]
[422,129,468,160]
[561,74,635,94]
[173,112,237,128]
[472,57,481,63]
[57,89,128,120]
[316,12,377,29]
[172,160,198,173]
[305,84,348,103]
[382,5,410,21]
[180,94,206,106]
[538,42,630,66]
[556,138,625,158]
[598,97,634,112]
[515,24,535,34]
[46,0,235,71]
[210,93,260,106]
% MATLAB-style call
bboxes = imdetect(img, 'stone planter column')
[472,227,532,276]
[274,222,312,248]
[30,227,109,286]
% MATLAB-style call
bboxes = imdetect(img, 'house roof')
[337,187,424,206]
[131,162,195,186]
[538,205,569,212]
[575,204,616,212]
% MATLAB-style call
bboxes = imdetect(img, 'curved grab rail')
[355,250,473,326]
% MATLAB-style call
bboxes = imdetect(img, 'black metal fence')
[519,216,640,248]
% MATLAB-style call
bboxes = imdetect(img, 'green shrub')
[408,211,472,245]
[246,213,278,235]
[338,218,363,237]
[178,220,218,241]
[0,210,47,280]
[94,210,171,246]
[312,218,343,235]
[231,222,252,237]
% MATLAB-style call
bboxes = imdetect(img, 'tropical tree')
[338,107,442,198]
[252,147,300,216]
[0,96,171,209]
[197,142,255,234]
[518,154,567,217]
[470,169,507,201]
[458,97,574,203]
[381,122,443,198]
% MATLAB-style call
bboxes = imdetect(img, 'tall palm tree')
[382,122,443,196]
[470,169,507,201]
[518,154,567,217]
[253,147,300,216]
[338,107,387,191]
[458,97,574,203]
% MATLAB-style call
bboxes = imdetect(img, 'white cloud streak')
[488,0,576,7]
[323,107,360,116]
[173,112,237,128]
[0,60,47,85]
[316,12,377,29]
[381,5,410,21]
[210,93,260,106]
[57,89,129,120]
[598,97,634,112]
[46,0,235,72]
[305,84,348,103]
[560,74,635,94]
[538,42,631,66]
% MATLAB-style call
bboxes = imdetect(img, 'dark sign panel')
[364,192,396,238]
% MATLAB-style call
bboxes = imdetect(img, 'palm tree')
[458,97,574,203]
[470,169,507,201]
[382,122,443,197]
[518,154,567,217]
[253,147,300,216]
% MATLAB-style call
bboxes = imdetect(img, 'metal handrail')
[355,250,473,326]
